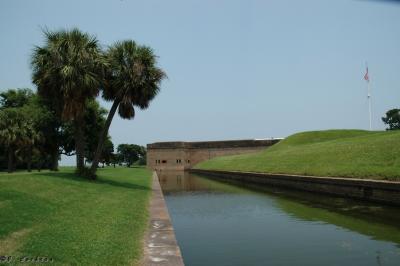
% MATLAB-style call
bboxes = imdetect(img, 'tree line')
[382,109,400,130]
[0,28,165,178]
[0,88,148,171]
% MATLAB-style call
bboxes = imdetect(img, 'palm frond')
[103,40,166,119]
[31,28,107,120]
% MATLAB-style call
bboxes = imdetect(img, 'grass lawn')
[0,166,152,265]
[196,129,400,181]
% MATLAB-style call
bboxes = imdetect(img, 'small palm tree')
[90,40,166,177]
[0,109,19,172]
[31,29,107,172]
[0,108,39,172]
[17,122,42,172]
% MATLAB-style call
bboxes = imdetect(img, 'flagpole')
[368,80,372,130]
[365,62,372,130]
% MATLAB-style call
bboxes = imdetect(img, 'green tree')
[0,144,6,169]
[58,99,112,166]
[382,109,400,130]
[110,152,119,168]
[116,144,137,167]
[0,89,33,171]
[31,28,107,174]
[0,108,40,172]
[100,138,114,167]
[5,89,63,171]
[0,109,22,172]
[36,98,61,171]
[18,104,44,172]
[0,88,33,109]
[84,100,108,162]
[137,147,147,166]
[116,144,145,167]
[0,89,49,171]
[27,94,59,171]
[90,40,165,177]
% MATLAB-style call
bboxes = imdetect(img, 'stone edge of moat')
[142,172,185,266]
[190,169,400,206]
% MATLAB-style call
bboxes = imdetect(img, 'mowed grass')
[196,130,400,181]
[0,167,152,265]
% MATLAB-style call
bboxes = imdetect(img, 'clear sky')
[1,0,399,165]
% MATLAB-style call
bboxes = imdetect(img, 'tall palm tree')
[31,29,106,172]
[90,40,166,177]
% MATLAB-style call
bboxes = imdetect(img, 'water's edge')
[190,169,400,206]
[143,171,185,265]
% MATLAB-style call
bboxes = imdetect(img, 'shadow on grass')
[35,171,150,191]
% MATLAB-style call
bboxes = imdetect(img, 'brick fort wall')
[147,139,281,171]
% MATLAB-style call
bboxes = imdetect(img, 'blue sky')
[1,0,399,165]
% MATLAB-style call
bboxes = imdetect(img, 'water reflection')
[159,171,400,266]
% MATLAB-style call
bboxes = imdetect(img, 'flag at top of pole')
[364,66,369,83]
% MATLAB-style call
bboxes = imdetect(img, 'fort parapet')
[147,139,281,171]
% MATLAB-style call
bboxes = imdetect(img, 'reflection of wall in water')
[157,171,196,191]
[158,171,229,192]
[147,139,280,171]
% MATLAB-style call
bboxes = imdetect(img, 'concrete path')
[143,172,184,266]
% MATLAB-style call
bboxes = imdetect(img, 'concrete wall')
[147,139,280,171]
[143,172,185,265]
[190,169,400,206]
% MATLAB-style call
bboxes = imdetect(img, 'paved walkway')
[142,172,184,266]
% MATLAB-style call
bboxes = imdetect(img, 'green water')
[158,171,400,266]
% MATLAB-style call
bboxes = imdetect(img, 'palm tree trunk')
[90,100,119,177]
[51,145,59,171]
[7,148,13,173]
[75,115,85,173]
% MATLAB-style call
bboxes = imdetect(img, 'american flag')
[364,67,369,82]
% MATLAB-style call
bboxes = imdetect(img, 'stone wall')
[147,139,280,171]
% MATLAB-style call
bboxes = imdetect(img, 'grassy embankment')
[0,167,151,265]
[196,130,400,181]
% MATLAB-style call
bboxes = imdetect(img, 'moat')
[158,171,400,266]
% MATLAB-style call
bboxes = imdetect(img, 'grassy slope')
[196,130,400,180]
[0,167,151,265]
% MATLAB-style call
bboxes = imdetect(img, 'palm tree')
[17,119,42,172]
[0,109,19,172]
[0,108,38,172]
[31,29,106,173]
[90,40,166,177]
